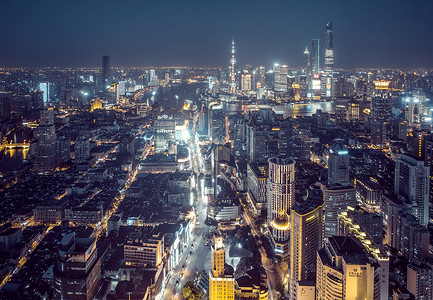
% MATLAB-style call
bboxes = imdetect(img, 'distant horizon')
[2,0,433,68]
[1,64,432,71]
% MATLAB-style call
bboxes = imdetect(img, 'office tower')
[229,38,237,94]
[34,109,56,173]
[209,233,235,300]
[290,189,324,299]
[425,137,433,221]
[57,136,71,162]
[371,120,387,147]
[407,259,433,300]
[247,163,268,217]
[316,236,389,300]
[394,154,430,226]
[304,47,310,74]
[324,21,334,71]
[53,232,101,300]
[323,185,356,238]
[209,103,226,144]
[274,64,289,92]
[267,157,295,261]
[31,90,44,110]
[75,136,91,162]
[241,72,252,91]
[38,82,52,104]
[101,56,110,91]
[327,140,349,186]
[154,115,176,153]
[0,92,13,120]
[320,73,333,98]
[310,39,320,74]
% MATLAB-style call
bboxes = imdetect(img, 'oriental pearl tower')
[229,38,237,94]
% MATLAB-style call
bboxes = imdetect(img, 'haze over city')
[1,0,433,68]
[1,1,433,300]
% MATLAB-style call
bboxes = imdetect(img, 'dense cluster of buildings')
[0,19,433,300]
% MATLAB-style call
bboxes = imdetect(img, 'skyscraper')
[304,47,310,74]
[53,232,101,300]
[209,233,235,300]
[229,38,237,94]
[324,21,334,71]
[316,236,388,300]
[327,140,350,187]
[290,189,324,299]
[394,154,430,227]
[34,109,57,173]
[39,82,52,104]
[310,39,320,74]
[101,56,110,91]
[267,157,295,261]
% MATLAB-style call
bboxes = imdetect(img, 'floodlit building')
[209,233,235,300]
[267,157,295,262]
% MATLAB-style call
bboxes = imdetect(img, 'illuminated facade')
[154,115,176,153]
[267,157,295,260]
[290,189,324,299]
[336,211,389,300]
[209,233,235,300]
[354,177,382,210]
[316,235,388,300]
[327,140,349,187]
[394,154,430,226]
[324,21,334,72]
[229,38,237,94]
[124,232,164,267]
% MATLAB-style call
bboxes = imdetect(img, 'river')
[145,82,341,117]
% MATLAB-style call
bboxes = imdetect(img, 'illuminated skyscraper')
[101,56,110,91]
[394,154,430,227]
[324,21,334,71]
[39,82,52,104]
[267,157,295,261]
[209,233,235,300]
[304,47,310,74]
[310,39,320,74]
[327,140,349,187]
[274,64,289,92]
[290,189,324,299]
[53,232,102,300]
[229,38,237,94]
[34,109,56,173]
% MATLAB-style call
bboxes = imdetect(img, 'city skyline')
[1,0,433,68]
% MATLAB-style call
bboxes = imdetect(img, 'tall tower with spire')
[229,38,237,94]
[324,21,334,71]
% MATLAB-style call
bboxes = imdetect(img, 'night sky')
[1,0,433,68]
